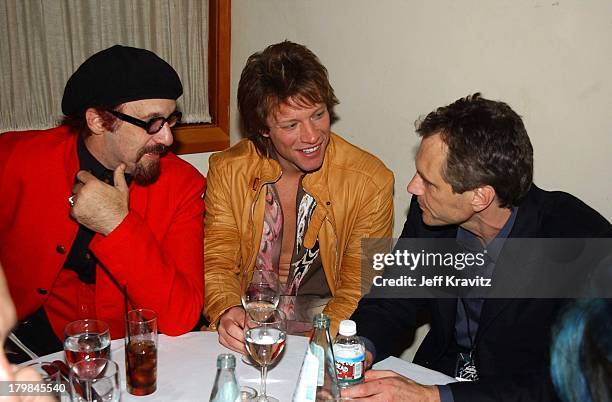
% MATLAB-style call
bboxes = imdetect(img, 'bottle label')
[311,343,325,386]
[292,347,320,402]
[333,341,365,386]
[335,353,365,384]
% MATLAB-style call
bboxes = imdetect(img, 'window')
[174,0,230,154]
[0,0,230,154]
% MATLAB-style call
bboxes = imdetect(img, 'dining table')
[25,331,455,401]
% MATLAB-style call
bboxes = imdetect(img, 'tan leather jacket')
[204,133,394,335]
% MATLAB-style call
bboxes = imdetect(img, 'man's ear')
[85,108,108,135]
[471,185,496,212]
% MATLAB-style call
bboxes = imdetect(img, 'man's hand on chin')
[70,164,130,235]
[341,370,441,402]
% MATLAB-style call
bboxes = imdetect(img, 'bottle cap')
[338,320,357,336]
[216,353,236,369]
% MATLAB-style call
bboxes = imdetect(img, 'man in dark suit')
[344,93,611,402]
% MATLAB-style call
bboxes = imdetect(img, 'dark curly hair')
[237,41,339,157]
[416,93,533,208]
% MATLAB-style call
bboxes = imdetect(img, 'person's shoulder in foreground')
[346,93,611,402]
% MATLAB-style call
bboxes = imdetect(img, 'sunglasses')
[109,110,182,134]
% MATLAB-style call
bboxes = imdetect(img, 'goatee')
[133,144,167,185]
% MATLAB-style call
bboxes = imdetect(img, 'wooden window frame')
[172,0,230,155]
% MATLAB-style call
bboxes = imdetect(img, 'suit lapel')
[437,298,458,345]
[476,186,542,341]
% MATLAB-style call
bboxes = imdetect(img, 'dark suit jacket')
[352,185,611,402]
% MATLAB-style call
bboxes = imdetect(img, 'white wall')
[179,152,211,176]
[183,1,611,231]
[224,0,612,236]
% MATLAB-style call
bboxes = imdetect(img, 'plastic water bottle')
[209,354,240,402]
[333,320,365,388]
[292,313,340,402]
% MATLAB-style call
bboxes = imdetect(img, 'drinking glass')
[125,308,158,396]
[64,320,111,367]
[69,358,120,402]
[242,269,281,322]
[244,309,286,402]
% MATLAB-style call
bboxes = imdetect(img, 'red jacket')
[0,126,205,339]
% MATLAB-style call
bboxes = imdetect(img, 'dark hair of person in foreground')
[551,298,612,402]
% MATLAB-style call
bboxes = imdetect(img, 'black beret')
[62,45,183,115]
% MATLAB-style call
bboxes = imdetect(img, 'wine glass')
[69,358,120,402]
[244,309,286,402]
[242,269,281,322]
[64,319,111,367]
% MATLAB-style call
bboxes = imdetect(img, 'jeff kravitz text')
[373,275,492,288]
[370,249,492,289]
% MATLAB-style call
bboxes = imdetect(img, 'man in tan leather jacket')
[204,41,393,353]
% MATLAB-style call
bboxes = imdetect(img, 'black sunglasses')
[109,110,182,134]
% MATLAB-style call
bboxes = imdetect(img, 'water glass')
[64,319,111,367]
[69,358,120,402]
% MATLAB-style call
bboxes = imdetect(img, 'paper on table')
[373,356,456,385]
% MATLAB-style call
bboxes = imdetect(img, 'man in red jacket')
[0,45,205,360]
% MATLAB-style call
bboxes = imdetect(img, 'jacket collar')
[301,133,336,208]
[248,134,339,250]
[62,126,81,187]
[476,185,544,340]
[415,185,542,341]
[250,155,281,191]
[249,133,339,209]
[506,184,542,238]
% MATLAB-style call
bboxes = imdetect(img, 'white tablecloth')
[28,331,455,401]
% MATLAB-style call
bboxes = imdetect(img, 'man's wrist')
[101,211,128,236]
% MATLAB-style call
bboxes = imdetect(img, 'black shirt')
[64,136,132,283]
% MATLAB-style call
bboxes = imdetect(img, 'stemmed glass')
[69,358,120,402]
[244,309,286,402]
[242,269,281,322]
